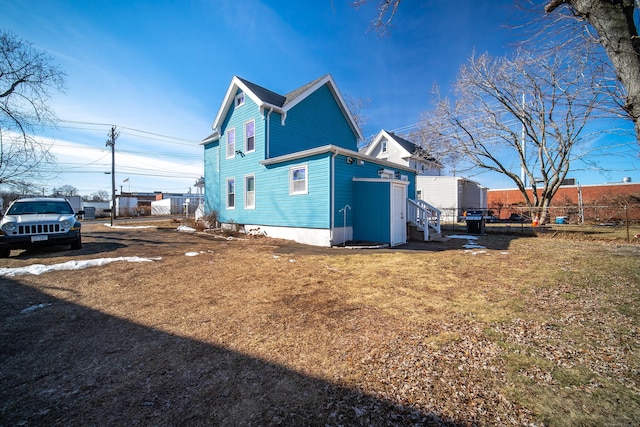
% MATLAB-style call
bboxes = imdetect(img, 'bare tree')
[89,190,110,202]
[344,93,371,139]
[355,0,640,142]
[352,0,402,36]
[0,30,65,185]
[544,0,640,142]
[421,46,614,224]
[52,185,78,197]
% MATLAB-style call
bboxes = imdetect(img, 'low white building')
[151,197,200,216]
[416,176,487,222]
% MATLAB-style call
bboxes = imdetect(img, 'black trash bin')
[465,210,486,234]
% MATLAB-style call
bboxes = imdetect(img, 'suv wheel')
[0,248,10,258]
[70,235,82,250]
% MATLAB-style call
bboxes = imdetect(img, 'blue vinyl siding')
[203,141,219,215]
[204,79,417,238]
[269,84,358,158]
[257,153,331,228]
[215,90,267,223]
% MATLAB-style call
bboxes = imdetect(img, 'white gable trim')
[281,75,364,141]
[364,130,412,158]
[211,75,364,142]
[212,76,284,133]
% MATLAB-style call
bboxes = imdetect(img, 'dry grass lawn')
[1,220,639,426]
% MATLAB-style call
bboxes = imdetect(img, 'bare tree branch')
[0,30,65,185]
[420,46,616,223]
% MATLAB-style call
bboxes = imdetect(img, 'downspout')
[265,108,273,159]
[329,148,339,246]
[217,130,221,216]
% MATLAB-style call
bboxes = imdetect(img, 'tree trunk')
[547,0,640,142]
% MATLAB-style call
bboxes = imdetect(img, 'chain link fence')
[437,204,640,226]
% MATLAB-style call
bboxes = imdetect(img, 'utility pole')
[106,126,119,226]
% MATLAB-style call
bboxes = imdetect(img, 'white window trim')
[289,164,308,195]
[244,174,255,209]
[226,127,236,159]
[226,177,235,209]
[245,120,255,153]
[381,140,387,153]
[235,92,245,107]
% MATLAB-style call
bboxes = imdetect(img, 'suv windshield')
[7,201,73,215]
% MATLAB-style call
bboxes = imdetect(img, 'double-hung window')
[226,178,235,209]
[289,165,308,195]
[245,175,255,209]
[245,120,255,153]
[226,128,235,159]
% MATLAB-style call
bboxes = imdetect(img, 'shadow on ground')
[0,278,465,426]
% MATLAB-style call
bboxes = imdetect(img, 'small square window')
[289,165,308,195]
[235,92,245,107]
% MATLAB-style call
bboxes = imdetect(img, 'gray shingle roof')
[236,76,287,107]
[283,74,330,106]
[386,131,438,163]
[237,74,331,108]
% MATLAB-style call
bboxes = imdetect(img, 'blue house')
[201,75,440,247]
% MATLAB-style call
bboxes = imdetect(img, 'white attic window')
[235,92,245,107]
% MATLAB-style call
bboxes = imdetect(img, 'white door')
[391,183,406,246]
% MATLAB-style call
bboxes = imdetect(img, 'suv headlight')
[2,223,17,233]
[61,219,72,229]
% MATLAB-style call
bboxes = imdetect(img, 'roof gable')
[365,130,439,164]
[211,74,364,141]
[365,130,414,157]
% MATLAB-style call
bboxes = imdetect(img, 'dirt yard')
[1,220,639,426]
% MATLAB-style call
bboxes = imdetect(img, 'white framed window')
[235,92,245,107]
[289,165,308,195]
[245,175,255,209]
[226,178,235,209]
[226,128,235,159]
[381,140,387,153]
[245,120,255,153]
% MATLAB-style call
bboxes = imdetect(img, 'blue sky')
[1,0,637,196]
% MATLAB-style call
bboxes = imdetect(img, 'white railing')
[407,199,441,241]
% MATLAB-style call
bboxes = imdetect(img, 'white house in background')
[416,176,487,221]
[364,130,442,176]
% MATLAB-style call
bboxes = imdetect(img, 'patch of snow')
[185,252,200,257]
[448,234,479,240]
[449,234,487,251]
[0,256,162,277]
[464,249,488,256]
[177,225,196,233]
[20,303,52,314]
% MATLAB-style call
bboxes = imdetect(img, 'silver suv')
[0,197,82,257]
